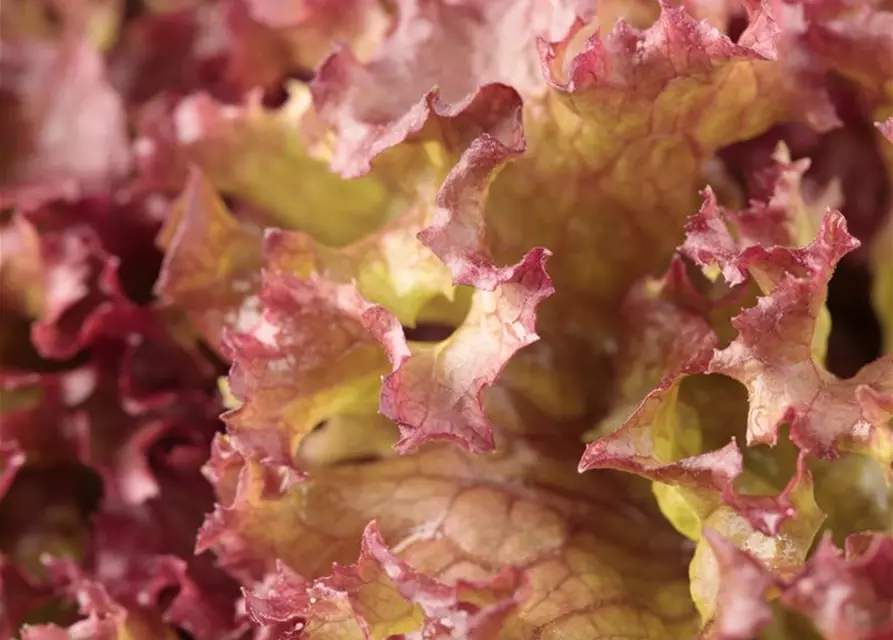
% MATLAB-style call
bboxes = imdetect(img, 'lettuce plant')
[1,0,892,638]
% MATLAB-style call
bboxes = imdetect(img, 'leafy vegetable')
[2,1,892,639]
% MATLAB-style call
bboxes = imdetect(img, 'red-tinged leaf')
[688,462,825,631]
[578,260,721,446]
[0,346,244,636]
[579,209,831,624]
[0,38,130,210]
[780,533,893,639]
[151,82,532,337]
[263,210,453,329]
[10,194,173,363]
[579,266,824,577]
[578,278,734,491]
[216,1,304,98]
[403,1,827,373]
[245,521,524,639]
[674,166,893,471]
[222,271,401,464]
[196,438,304,583]
[152,74,528,279]
[199,395,700,638]
[707,215,893,466]
[107,6,217,106]
[107,0,343,106]
[1,335,219,503]
[156,168,452,355]
[309,0,577,177]
[681,188,782,287]
[417,123,527,289]
[86,475,242,638]
[797,3,893,113]
[0,380,239,635]
[20,598,123,639]
[23,192,169,302]
[312,57,529,180]
[239,562,309,639]
[699,530,893,640]
[700,529,776,640]
[718,2,893,246]
[379,248,553,453]
[29,229,126,361]
[683,190,860,294]
[157,88,397,245]
[155,169,264,355]
[21,559,179,640]
[719,109,889,251]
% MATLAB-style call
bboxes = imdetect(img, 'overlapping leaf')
[245,522,524,639]
[155,165,451,354]
[313,1,824,337]
[20,560,177,640]
[704,530,893,639]
[221,269,400,465]
[682,192,893,474]
[200,392,700,639]
[4,0,893,638]
[378,248,554,452]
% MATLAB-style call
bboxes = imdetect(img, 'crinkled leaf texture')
[704,529,893,639]
[581,142,893,633]
[4,0,893,639]
[200,397,699,639]
[244,522,524,639]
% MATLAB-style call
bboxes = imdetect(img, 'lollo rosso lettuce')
[1,0,892,639]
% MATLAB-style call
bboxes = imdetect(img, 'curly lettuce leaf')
[703,211,893,469]
[20,560,178,640]
[245,522,523,639]
[155,169,265,355]
[302,4,851,442]
[5,1,893,638]
[315,1,827,328]
[309,0,575,177]
[379,248,553,452]
[221,269,401,465]
[199,401,700,639]
[703,530,893,639]
[577,262,825,626]
[154,82,489,341]
[84,464,241,638]
[163,87,393,244]
[156,168,453,354]
[580,147,841,510]
[264,214,452,328]
[792,2,893,117]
